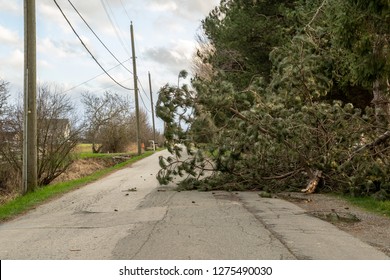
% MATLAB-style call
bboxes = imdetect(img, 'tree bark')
[301,170,322,194]
[372,78,390,124]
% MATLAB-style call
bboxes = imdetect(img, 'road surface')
[0,150,388,259]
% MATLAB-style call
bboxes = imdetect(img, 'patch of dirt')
[0,190,19,205]
[278,192,390,257]
[0,157,132,206]
[52,157,129,183]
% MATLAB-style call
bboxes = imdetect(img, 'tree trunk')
[301,170,322,194]
[372,78,390,125]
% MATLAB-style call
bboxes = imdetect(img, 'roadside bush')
[0,165,22,203]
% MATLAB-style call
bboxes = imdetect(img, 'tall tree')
[329,0,390,121]
[157,0,390,198]
[200,0,294,89]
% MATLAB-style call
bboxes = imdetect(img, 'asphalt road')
[0,150,388,260]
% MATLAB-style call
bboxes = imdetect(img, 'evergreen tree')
[156,0,390,199]
[200,0,294,89]
[329,0,390,121]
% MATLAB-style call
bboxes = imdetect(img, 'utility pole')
[23,0,37,193]
[148,72,156,150]
[130,22,141,155]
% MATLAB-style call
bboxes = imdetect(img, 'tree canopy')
[157,0,390,199]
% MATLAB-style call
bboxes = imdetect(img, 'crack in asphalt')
[129,191,176,259]
[234,194,309,260]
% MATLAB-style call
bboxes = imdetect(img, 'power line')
[61,58,132,94]
[67,0,132,75]
[119,0,132,21]
[137,77,151,102]
[98,77,133,94]
[132,38,152,104]
[100,0,131,56]
[138,89,151,113]
[53,0,132,91]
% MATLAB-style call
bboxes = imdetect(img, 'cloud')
[0,49,24,80]
[38,0,128,38]
[37,37,87,59]
[0,24,21,46]
[147,0,219,20]
[0,0,219,95]
[144,39,195,75]
[6,49,23,68]
[152,17,185,34]
[0,0,20,14]
[149,1,178,12]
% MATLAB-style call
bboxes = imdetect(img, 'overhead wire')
[97,2,153,114]
[99,0,131,56]
[67,0,133,74]
[104,2,155,118]
[61,58,132,94]
[54,0,153,118]
[97,77,133,94]
[138,89,151,113]
[119,0,132,21]
[137,77,151,102]
[132,33,153,106]
[52,0,132,91]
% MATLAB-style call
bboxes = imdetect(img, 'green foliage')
[156,0,390,199]
[329,0,390,87]
[201,0,295,88]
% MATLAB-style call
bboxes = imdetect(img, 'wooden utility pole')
[23,0,37,193]
[130,22,141,155]
[148,72,156,149]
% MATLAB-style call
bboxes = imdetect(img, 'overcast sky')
[0,0,219,131]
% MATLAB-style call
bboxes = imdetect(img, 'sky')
[0,0,220,131]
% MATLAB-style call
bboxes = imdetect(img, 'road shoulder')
[277,192,390,257]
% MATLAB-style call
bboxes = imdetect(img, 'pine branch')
[261,168,305,180]
[350,130,390,160]
[305,0,328,30]
[229,107,270,134]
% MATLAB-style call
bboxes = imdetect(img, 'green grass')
[74,143,93,154]
[343,196,390,218]
[77,152,132,159]
[73,143,136,159]
[0,151,155,222]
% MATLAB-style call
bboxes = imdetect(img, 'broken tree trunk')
[301,170,322,194]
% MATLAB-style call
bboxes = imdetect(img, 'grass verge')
[77,152,132,159]
[343,196,390,218]
[0,151,155,222]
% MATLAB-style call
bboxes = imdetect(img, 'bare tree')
[0,83,82,189]
[138,109,156,145]
[192,33,215,81]
[0,79,10,147]
[0,79,8,115]
[0,79,13,192]
[82,91,162,153]
[82,91,133,153]
[36,84,82,185]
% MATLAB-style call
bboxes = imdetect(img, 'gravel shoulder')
[278,192,390,257]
